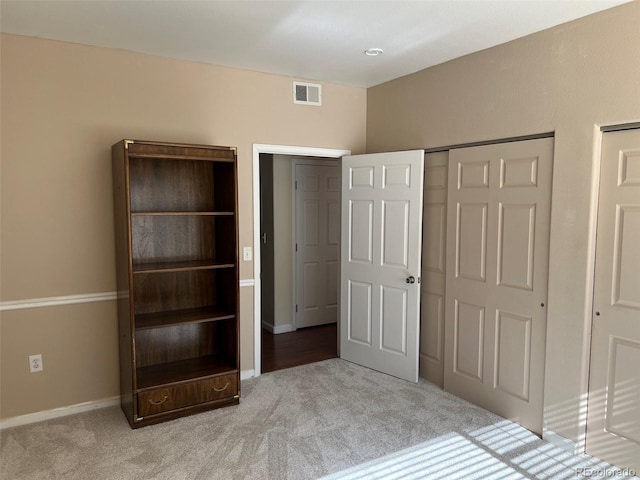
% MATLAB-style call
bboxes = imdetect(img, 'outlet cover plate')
[29,354,43,373]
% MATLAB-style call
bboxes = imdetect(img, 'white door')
[340,150,424,383]
[420,151,449,387]
[444,137,553,434]
[586,128,640,470]
[295,164,340,328]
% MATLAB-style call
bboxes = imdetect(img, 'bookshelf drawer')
[138,374,237,416]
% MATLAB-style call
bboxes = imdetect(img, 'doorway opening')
[252,144,350,376]
[261,324,337,373]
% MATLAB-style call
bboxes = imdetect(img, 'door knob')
[406,276,416,284]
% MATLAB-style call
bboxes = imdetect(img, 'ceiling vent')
[293,81,322,106]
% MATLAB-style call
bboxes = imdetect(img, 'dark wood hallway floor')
[261,323,338,373]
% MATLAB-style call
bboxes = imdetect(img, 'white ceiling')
[0,0,630,87]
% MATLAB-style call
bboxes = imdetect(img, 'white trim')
[273,324,295,334]
[0,292,117,312]
[292,161,298,330]
[253,144,351,378]
[542,430,580,455]
[0,369,260,429]
[262,321,295,335]
[0,395,121,430]
[0,282,256,312]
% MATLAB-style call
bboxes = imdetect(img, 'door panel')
[444,137,553,435]
[423,204,446,273]
[382,200,409,267]
[327,200,340,246]
[458,159,490,188]
[497,204,536,290]
[295,164,339,328]
[421,293,443,361]
[456,203,488,281]
[381,286,408,354]
[341,150,424,383]
[420,152,448,386]
[587,128,640,470]
[348,280,372,345]
[612,206,640,308]
[494,310,531,401]
[605,339,640,442]
[453,300,485,382]
[349,201,374,263]
[304,200,319,247]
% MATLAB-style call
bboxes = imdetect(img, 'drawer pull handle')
[213,382,230,392]
[148,395,168,405]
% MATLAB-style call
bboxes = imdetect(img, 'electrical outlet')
[243,247,252,261]
[29,354,43,373]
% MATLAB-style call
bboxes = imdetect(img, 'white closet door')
[444,137,553,434]
[420,151,448,387]
[587,128,640,471]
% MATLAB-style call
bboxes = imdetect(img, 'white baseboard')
[0,395,121,430]
[2,370,258,430]
[262,321,295,334]
[542,430,580,455]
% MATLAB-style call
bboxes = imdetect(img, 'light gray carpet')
[1,359,635,480]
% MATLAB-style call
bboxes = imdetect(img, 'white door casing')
[586,128,640,470]
[295,163,340,328]
[420,151,449,387]
[252,144,351,377]
[340,150,425,383]
[444,137,553,434]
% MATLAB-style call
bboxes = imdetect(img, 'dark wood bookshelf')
[136,355,237,391]
[128,153,236,162]
[112,139,239,428]
[135,306,235,330]
[133,260,235,274]
[131,211,235,217]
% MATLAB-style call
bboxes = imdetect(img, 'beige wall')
[366,2,640,445]
[0,34,366,419]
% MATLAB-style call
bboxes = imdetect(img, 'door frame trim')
[423,131,555,154]
[252,144,350,377]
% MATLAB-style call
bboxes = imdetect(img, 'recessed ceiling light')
[364,48,384,56]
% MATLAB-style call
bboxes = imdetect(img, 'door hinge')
[295,180,298,190]
[296,243,298,252]
[296,304,298,312]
